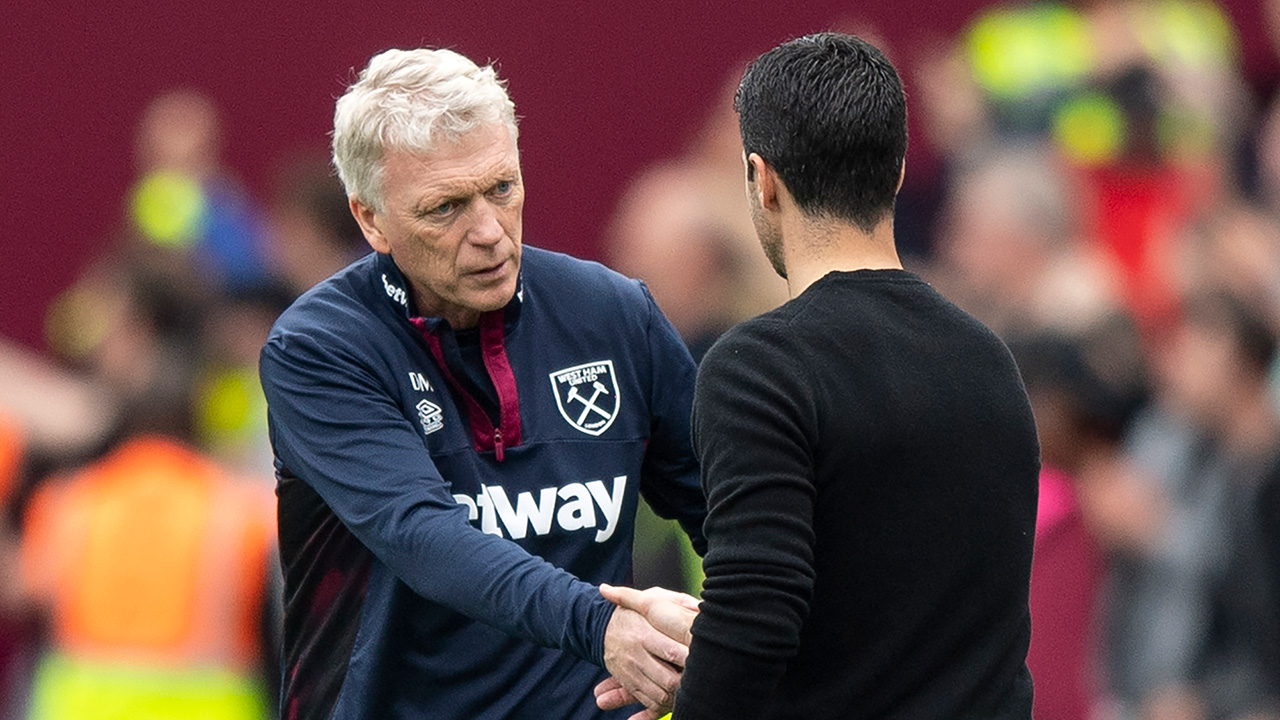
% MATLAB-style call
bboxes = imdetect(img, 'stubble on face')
[749,187,787,279]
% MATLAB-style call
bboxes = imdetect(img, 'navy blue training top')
[260,247,707,720]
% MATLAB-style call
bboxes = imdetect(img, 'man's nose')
[466,200,505,246]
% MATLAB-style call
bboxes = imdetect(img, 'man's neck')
[782,215,902,298]
[408,280,482,329]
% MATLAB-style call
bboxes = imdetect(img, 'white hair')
[332,47,518,213]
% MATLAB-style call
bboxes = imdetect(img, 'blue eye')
[431,201,455,216]
[492,181,513,196]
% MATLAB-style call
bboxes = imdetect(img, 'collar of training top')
[373,251,524,334]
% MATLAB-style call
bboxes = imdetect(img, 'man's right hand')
[601,604,685,714]
[601,584,699,644]
[597,585,701,718]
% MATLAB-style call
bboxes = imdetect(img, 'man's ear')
[747,153,780,211]
[896,159,906,194]
[350,196,390,254]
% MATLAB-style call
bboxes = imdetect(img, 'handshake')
[596,584,702,720]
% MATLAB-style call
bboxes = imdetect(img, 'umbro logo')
[417,399,443,435]
[549,361,619,436]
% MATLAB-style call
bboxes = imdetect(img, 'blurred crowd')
[614,2,1280,719]
[0,89,366,718]
[0,1,1277,718]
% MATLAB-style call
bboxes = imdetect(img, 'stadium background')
[2,0,1273,350]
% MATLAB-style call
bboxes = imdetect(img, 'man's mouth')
[471,258,509,279]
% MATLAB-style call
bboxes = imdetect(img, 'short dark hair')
[735,32,907,233]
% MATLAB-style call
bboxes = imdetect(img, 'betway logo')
[382,273,408,307]
[453,476,626,543]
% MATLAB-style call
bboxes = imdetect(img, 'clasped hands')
[597,584,700,720]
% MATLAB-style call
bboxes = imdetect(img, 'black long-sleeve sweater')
[675,269,1040,720]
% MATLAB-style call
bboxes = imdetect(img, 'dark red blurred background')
[3,0,1274,351]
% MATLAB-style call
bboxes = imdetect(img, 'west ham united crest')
[550,360,620,436]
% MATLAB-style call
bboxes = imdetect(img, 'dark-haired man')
[616,33,1041,719]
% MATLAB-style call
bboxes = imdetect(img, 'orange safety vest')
[0,410,24,509]
[20,435,275,674]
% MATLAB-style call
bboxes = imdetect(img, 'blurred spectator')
[17,436,277,720]
[129,90,271,291]
[1014,338,1103,720]
[920,0,1243,164]
[608,71,788,363]
[606,161,730,595]
[918,0,1248,336]
[262,154,366,298]
[193,284,294,482]
[1172,201,1280,324]
[925,142,1121,336]
[43,253,208,433]
[609,162,748,362]
[206,156,361,482]
[0,414,22,513]
[0,345,120,719]
[1099,290,1280,720]
[1009,318,1148,720]
[14,258,279,720]
[0,340,115,475]
[0,82,299,718]
[0,411,35,719]
[1249,0,1280,227]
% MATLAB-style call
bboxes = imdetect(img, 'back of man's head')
[735,33,907,234]
[332,47,518,213]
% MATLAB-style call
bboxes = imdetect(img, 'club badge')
[549,360,620,436]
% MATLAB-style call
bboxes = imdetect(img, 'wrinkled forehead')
[381,123,522,203]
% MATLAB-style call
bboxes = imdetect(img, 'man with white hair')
[260,48,706,719]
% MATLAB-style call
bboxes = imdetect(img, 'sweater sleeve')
[673,321,819,719]
[259,329,614,666]
[636,283,708,556]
